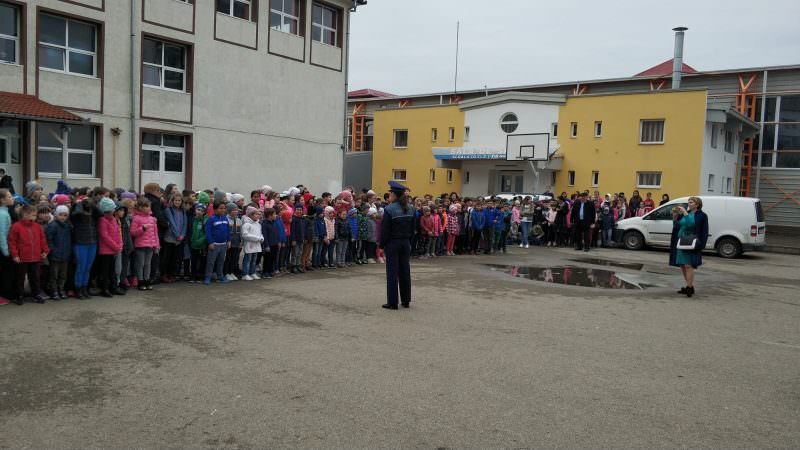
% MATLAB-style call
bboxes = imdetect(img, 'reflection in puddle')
[569,257,645,271]
[487,264,664,290]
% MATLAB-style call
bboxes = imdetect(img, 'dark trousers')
[191,248,207,280]
[224,247,241,275]
[262,245,278,274]
[575,221,592,249]
[469,229,482,252]
[96,254,116,291]
[0,253,15,299]
[49,260,68,293]
[364,241,377,259]
[16,262,41,297]
[385,239,411,307]
[161,242,181,277]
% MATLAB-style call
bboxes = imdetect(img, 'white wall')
[699,122,739,196]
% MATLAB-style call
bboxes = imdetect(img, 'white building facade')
[0,0,354,194]
[435,92,564,198]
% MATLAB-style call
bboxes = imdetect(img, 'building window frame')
[570,122,577,138]
[464,171,470,184]
[464,126,470,142]
[551,122,558,138]
[429,168,436,183]
[269,0,301,35]
[446,169,454,184]
[594,121,602,137]
[636,171,662,188]
[0,3,20,65]
[393,129,408,149]
[639,119,665,144]
[37,123,97,178]
[392,169,406,181]
[707,173,715,191]
[724,130,735,154]
[567,170,575,186]
[448,127,455,142]
[431,128,438,142]
[38,13,98,77]
[591,170,599,187]
[710,123,719,148]
[500,113,519,134]
[217,0,253,21]
[142,37,187,92]
[141,132,186,175]
[311,2,339,47]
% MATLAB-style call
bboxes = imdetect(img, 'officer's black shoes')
[401,303,410,308]
[382,304,399,310]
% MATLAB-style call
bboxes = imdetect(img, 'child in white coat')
[240,206,264,280]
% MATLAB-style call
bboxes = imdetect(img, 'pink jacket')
[130,209,160,249]
[97,215,123,255]
[511,207,521,224]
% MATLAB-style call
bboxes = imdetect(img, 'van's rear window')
[755,201,765,222]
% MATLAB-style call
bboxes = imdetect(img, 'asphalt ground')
[0,246,798,449]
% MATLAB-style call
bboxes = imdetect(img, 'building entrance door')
[0,121,23,194]
[141,132,186,189]
[499,172,523,193]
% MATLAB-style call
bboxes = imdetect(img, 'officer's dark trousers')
[385,239,411,307]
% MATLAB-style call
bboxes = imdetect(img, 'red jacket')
[420,214,434,236]
[98,214,123,255]
[9,219,49,263]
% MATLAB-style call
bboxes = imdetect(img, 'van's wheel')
[623,231,645,250]
[716,237,741,258]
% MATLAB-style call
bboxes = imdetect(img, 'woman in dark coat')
[675,197,710,297]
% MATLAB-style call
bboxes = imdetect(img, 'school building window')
[0,3,19,64]
[37,123,96,178]
[464,171,470,184]
[393,129,408,148]
[270,0,301,34]
[707,173,715,191]
[551,122,558,138]
[429,169,436,183]
[464,126,470,142]
[141,132,185,174]
[392,169,406,181]
[594,121,602,137]
[710,123,719,148]
[39,14,98,77]
[591,171,599,187]
[143,38,188,92]
[217,0,252,21]
[431,128,438,142]
[448,127,455,142]
[756,95,800,168]
[637,171,662,188]
[725,177,732,194]
[447,169,454,184]
[640,119,665,144]
[500,113,518,133]
[312,2,339,46]
[567,170,575,186]
[724,130,735,154]
[570,122,577,138]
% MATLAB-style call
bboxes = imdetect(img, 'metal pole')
[130,0,137,190]
[671,27,688,89]
[341,8,352,190]
[454,21,459,94]
[754,70,768,197]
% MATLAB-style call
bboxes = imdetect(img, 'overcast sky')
[348,0,800,96]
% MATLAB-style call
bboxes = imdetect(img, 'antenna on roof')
[454,21,460,94]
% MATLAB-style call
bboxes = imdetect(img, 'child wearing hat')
[240,206,264,280]
[46,204,72,300]
[224,202,242,281]
[189,203,208,282]
[97,197,123,297]
[322,206,336,268]
[8,205,49,303]
[130,198,160,291]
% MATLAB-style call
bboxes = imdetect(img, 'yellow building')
[555,90,708,198]
[372,105,464,195]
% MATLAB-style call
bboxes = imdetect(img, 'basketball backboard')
[506,133,550,161]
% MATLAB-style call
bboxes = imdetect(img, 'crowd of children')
[0,179,665,306]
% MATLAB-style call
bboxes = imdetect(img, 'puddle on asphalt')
[487,264,666,290]
[569,257,645,271]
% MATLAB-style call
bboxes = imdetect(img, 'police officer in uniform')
[379,181,414,310]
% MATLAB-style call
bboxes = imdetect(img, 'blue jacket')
[290,216,305,244]
[262,219,280,247]
[496,211,509,231]
[348,214,358,237]
[484,208,499,229]
[314,216,326,239]
[46,219,73,262]
[470,209,486,230]
[0,206,10,257]
[205,214,230,245]
[275,219,287,243]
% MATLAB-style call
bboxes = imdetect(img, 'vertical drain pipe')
[341,7,352,190]
[671,27,688,89]
[130,0,138,190]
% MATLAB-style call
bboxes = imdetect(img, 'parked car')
[614,196,766,258]
[485,193,553,203]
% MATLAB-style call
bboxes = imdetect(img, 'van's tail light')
[750,225,757,237]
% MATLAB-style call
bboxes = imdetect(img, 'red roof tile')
[0,91,83,123]
[634,59,698,78]
[348,88,396,99]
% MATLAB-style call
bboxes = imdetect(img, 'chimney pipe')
[672,27,688,89]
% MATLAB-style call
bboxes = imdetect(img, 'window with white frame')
[591,171,599,187]
[142,132,185,174]
[640,119,665,144]
[464,126,470,142]
[500,113,518,133]
[0,3,19,64]
[637,171,662,188]
[429,169,436,183]
[726,177,732,194]
[447,169,454,183]
[431,128,438,142]
[392,169,406,181]
[448,127,455,142]
[594,121,602,137]
[570,122,577,138]
[707,173,715,191]
[37,123,96,177]
[311,2,338,46]
[724,130,734,153]
[551,122,558,138]
[710,123,719,148]
[217,0,252,20]
[567,170,575,186]
[393,129,408,148]
[270,0,300,34]
[143,38,187,92]
[38,14,97,76]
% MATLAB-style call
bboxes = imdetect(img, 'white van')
[615,196,766,258]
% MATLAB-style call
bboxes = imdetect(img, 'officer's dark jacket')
[380,201,414,248]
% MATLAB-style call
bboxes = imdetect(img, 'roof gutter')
[0,113,84,124]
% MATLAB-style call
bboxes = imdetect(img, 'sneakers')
[130,277,139,288]
[252,273,261,280]
[218,277,229,284]
[0,296,10,306]
[203,277,211,285]
[367,258,376,264]
[525,244,530,249]
[242,275,253,281]
[519,243,524,248]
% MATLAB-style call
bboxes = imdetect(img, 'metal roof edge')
[459,91,566,111]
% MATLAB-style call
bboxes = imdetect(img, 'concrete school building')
[0,0,362,196]
[347,61,800,228]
